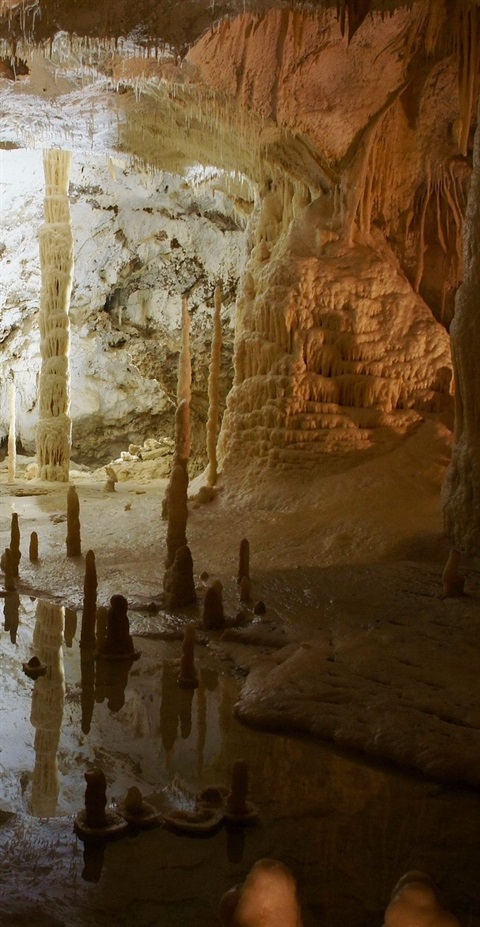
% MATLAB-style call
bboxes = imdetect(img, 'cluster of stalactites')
[36,149,73,482]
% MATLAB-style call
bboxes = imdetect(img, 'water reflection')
[4,591,19,644]
[1,596,480,927]
[30,600,65,817]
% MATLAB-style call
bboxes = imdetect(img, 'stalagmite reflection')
[94,656,133,713]
[30,599,65,817]
[3,591,19,643]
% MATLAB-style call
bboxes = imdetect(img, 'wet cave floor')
[1,595,480,927]
[1,444,480,927]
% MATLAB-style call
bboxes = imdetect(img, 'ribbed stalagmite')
[36,148,74,482]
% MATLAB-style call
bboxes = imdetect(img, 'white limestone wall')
[0,149,245,464]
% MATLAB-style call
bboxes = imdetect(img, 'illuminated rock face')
[2,3,477,493]
[0,151,243,466]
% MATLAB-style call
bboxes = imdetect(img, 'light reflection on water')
[1,595,480,927]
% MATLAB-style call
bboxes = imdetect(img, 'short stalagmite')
[218,858,304,927]
[29,531,39,563]
[163,545,196,609]
[384,871,460,927]
[442,548,465,597]
[237,538,250,583]
[203,579,225,630]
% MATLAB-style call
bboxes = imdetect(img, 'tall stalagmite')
[443,108,480,552]
[7,377,15,484]
[36,149,74,482]
[206,284,222,487]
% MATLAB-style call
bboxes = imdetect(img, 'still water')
[1,595,479,927]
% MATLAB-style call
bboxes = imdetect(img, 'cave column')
[443,105,480,551]
[36,149,74,482]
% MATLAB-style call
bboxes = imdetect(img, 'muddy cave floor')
[1,421,480,927]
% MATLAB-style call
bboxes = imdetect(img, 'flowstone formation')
[218,214,452,470]
[36,149,74,482]
[183,5,467,473]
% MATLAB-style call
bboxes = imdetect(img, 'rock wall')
[443,113,480,553]
[0,149,245,467]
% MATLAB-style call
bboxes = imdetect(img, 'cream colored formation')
[36,149,74,482]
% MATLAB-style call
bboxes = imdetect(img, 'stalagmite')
[442,548,465,597]
[239,575,251,603]
[165,463,189,569]
[7,377,15,484]
[206,284,223,487]
[177,296,192,407]
[203,579,225,630]
[162,298,192,519]
[163,544,196,609]
[218,859,303,927]
[29,531,39,562]
[237,537,250,583]
[384,871,460,927]
[36,148,74,482]
[9,512,20,577]
[66,484,81,557]
[225,758,258,824]
[81,550,98,649]
[443,102,480,551]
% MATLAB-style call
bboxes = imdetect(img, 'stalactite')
[455,0,480,157]
[36,149,73,482]
[206,284,223,487]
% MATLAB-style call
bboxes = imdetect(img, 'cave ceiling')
[1,0,479,327]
